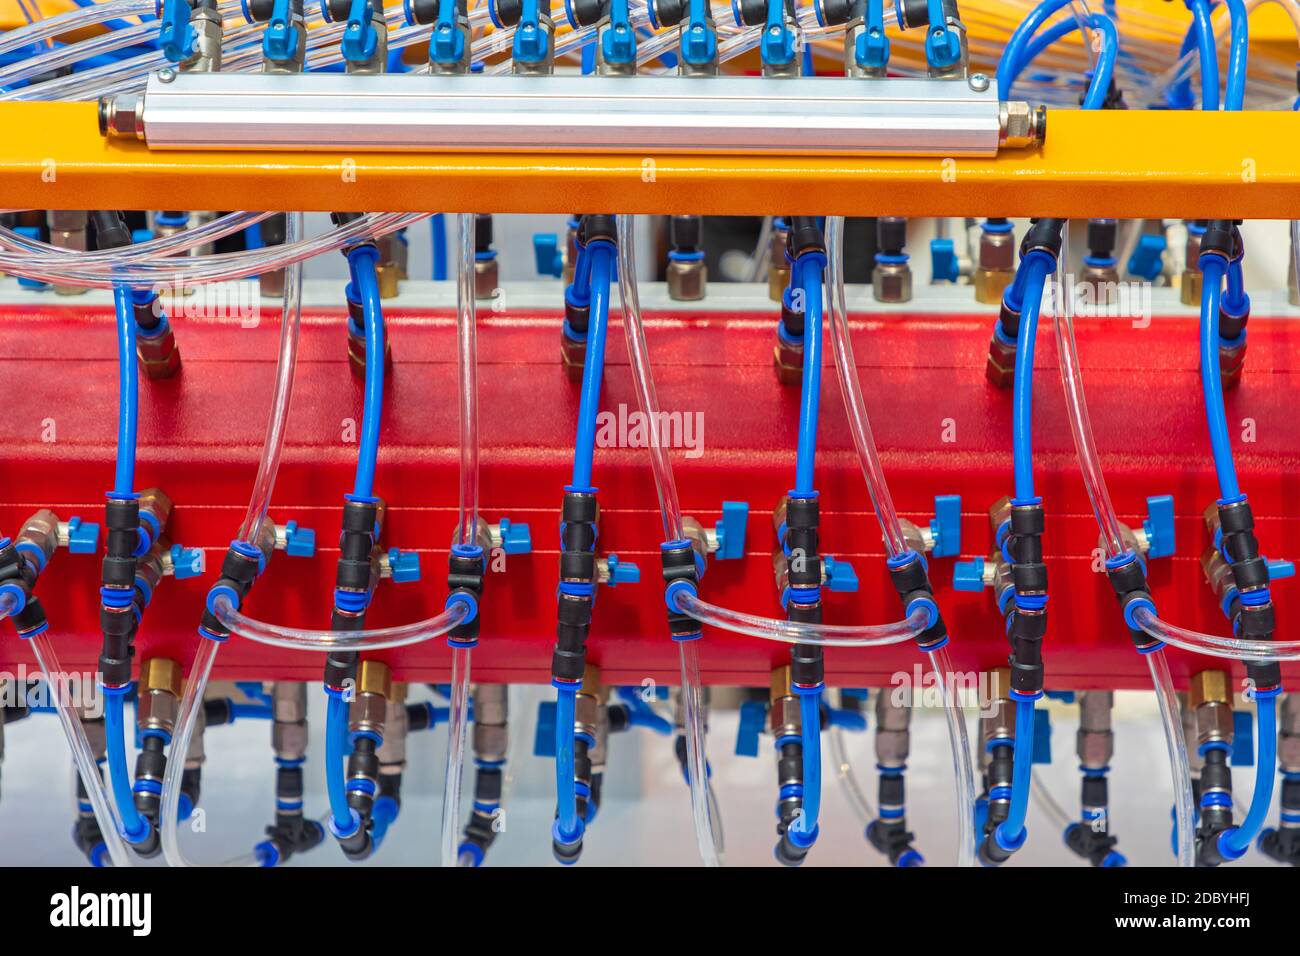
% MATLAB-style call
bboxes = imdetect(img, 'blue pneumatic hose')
[349,246,385,500]
[996,0,1073,99]
[570,242,614,490]
[1187,0,1220,111]
[1218,693,1278,858]
[1198,256,1239,501]
[1222,0,1249,111]
[104,688,150,842]
[325,690,355,834]
[555,685,581,841]
[431,213,448,281]
[112,285,139,497]
[1012,255,1052,502]
[798,689,823,839]
[996,695,1037,845]
[794,254,825,496]
[1080,14,1117,110]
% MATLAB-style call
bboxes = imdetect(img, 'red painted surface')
[1,300,1297,690]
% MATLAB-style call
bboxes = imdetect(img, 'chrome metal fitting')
[769,665,801,737]
[1279,694,1300,771]
[979,667,1015,745]
[182,7,224,73]
[998,101,1045,148]
[137,657,183,735]
[474,257,499,301]
[1180,231,1204,306]
[768,225,791,302]
[1189,669,1234,746]
[376,696,409,768]
[47,211,88,296]
[667,258,707,301]
[872,259,912,303]
[1076,691,1114,769]
[98,93,145,140]
[185,701,206,767]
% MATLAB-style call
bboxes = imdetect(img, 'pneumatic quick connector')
[1188,669,1238,867]
[649,0,718,74]
[251,0,308,73]
[1203,220,1250,391]
[158,0,224,73]
[260,683,326,865]
[986,217,1064,389]
[321,0,389,75]
[1259,693,1300,866]
[770,665,814,866]
[561,215,617,380]
[868,690,924,866]
[459,684,508,866]
[93,211,182,379]
[732,0,800,77]
[335,660,393,861]
[1064,691,1126,867]
[814,0,892,77]
[563,0,638,75]
[491,0,556,74]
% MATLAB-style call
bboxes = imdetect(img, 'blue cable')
[1012,255,1052,503]
[103,688,150,842]
[1219,692,1278,858]
[348,246,384,499]
[554,684,582,842]
[1187,0,1220,111]
[797,689,822,840]
[995,696,1037,846]
[1168,22,1200,108]
[1222,0,1249,111]
[324,690,356,834]
[1198,256,1239,501]
[1080,15,1117,110]
[794,253,825,496]
[570,241,615,490]
[112,285,138,497]
[996,0,1074,100]
[431,213,448,281]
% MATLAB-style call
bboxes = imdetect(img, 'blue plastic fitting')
[1031,707,1052,764]
[65,516,100,554]
[604,553,640,586]
[952,556,986,592]
[822,555,859,593]
[386,547,421,583]
[430,0,467,64]
[1127,233,1167,281]
[1142,494,1176,559]
[159,0,196,63]
[497,517,532,555]
[282,520,316,558]
[929,493,962,558]
[169,544,205,580]
[930,238,959,282]
[532,234,564,277]
[341,0,379,62]
[713,500,749,560]
[735,699,767,757]
[263,0,300,62]
[533,699,558,757]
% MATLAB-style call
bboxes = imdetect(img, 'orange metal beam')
[2,101,1298,218]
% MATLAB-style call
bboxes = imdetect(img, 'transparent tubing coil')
[1047,225,1195,867]
[440,213,479,869]
[29,632,135,868]
[0,212,427,289]
[826,215,977,867]
[0,0,162,57]
[160,211,306,868]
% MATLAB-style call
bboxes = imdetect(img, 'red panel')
[1,300,1296,690]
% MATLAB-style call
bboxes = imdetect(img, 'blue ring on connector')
[458,840,485,867]
[1009,688,1043,702]
[206,583,239,616]
[552,817,583,849]
[445,590,478,625]
[1122,595,1155,631]
[328,807,363,840]
[100,586,134,609]
[0,582,26,616]
[792,681,824,696]
[16,541,45,574]
[255,840,280,867]
[101,681,134,696]
[1136,640,1167,654]
[197,624,228,643]
[982,220,1013,233]
[906,595,939,629]
[994,824,1027,853]
[667,249,705,262]
[875,253,909,265]
[787,822,819,849]
[664,578,696,614]
[134,778,164,796]
[17,620,49,639]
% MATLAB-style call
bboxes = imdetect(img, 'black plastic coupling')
[579,214,618,246]
[328,212,377,257]
[336,497,379,594]
[1007,500,1047,588]
[1104,556,1161,651]
[877,217,907,258]
[660,541,701,639]
[867,818,921,866]
[1259,775,1300,865]
[198,541,263,640]
[100,497,140,683]
[1065,822,1121,867]
[554,489,598,683]
[783,495,821,594]
[132,735,167,822]
[898,0,957,28]
[90,210,132,251]
[775,829,812,867]
[1086,219,1118,260]
[1020,218,1066,260]
[1200,219,1240,262]
[12,594,47,638]
[552,829,584,865]
[786,216,826,259]
[1217,497,1280,688]
[669,215,702,255]
[72,816,107,867]
[181,766,202,811]
[347,739,380,821]
[1195,748,1234,867]
[102,495,140,590]
[887,553,948,651]
[447,544,485,646]
[978,831,1015,867]
[406,0,466,22]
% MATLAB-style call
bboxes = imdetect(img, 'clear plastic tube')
[679,640,723,866]
[825,216,908,559]
[0,0,157,58]
[29,632,134,868]
[0,211,272,264]
[615,214,684,542]
[828,724,875,827]
[930,645,978,867]
[215,596,468,651]
[455,213,478,548]
[0,20,157,86]
[1030,770,1073,832]
[1148,648,1197,867]
[675,592,926,646]
[440,646,472,867]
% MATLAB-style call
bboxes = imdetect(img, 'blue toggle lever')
[929,494,962,558]
[342,0,379,62]
[1142,494,1176,559]
[601,0,636,65]
[952,556,986,592]
[533,234,564,277]
[930,238,959,283]
[263,0,300,62]
[386,547,421,583]
[1268,558,1296,581]
[735,699,767,756]
[681,0,717,65]
[713,501,748,560]
[922,0,961,69]
[604,554,640,586]
[498,517,532,555]
[823,555,859,593]
[282,520,316,558]
[66,516,100,554]
[856,0,889,69]
[513,0,548,63]
[760,0,795,68]
[1127,233,1166,281]
[159,0,196,63]
[430,0,466,64]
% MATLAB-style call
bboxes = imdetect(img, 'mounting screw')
[157,67,176,83]
[968,73,990,93]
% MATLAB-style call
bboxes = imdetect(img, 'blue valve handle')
[930,238,959,283]
[601,0,636,64]
[169,544,205,580]
[856,0,889,69]
[342,0,379,62]
[431,0,466,64]
[532,234,564,277]
[760,0,795,67]
[735,699,767,756]
[929,493,962,558]
[533,700,558,757]
[282,520,316,558]
[1127,234,1166,281]
[66,516,100,554]
[264,0,300,62]
[386,547,422,583]
[822,555,859,593]
[1142,494,1176,559]
[952,556,986,592]
[682,0,717,65]
[713,501,749,561]
[1031,708,1052,764]
[497,517,533,555]
[160,0,195,63]
[923,0,961,69]
[604,553,640,586]
[513,0,548,63]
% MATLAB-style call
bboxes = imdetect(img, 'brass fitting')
[137,324,182,380]
[769,665,800,738]
[1219,336,1247,392]
[1189,669,1234,746]
[667,258,707,301]
[349,660,392,737]
[137,488,174,538]
[974,228,1016,305]
[561,331,588,383]
[1180,230,1204,306]
[15,509,60,569]
[985,328,1017,389]
[872,260,913,303]
[474,257,499,301]
[1078,260,1121,304]
[137,657,183,735]
[347,324,393,379]
[774,334,804,386]
[768,224,791,302]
